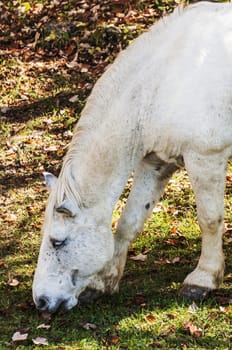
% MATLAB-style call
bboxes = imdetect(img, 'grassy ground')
[0,1,232,349]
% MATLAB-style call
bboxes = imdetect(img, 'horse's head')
[33,173,114,313]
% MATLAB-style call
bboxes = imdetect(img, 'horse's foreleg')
[180,151,227,300]
[103,157,178,293]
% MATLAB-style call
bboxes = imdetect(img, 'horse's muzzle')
[35,295,77,313]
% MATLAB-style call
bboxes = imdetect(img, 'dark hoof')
[179,284,211,301]
[79,288,103,304]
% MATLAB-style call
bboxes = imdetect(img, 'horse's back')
[132,2,232,155]
[81,2,232,156]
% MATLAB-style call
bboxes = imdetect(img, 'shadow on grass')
[0,172,45,193]
[0,90,86,123]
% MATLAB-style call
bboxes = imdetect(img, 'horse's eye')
[50,238,66,249]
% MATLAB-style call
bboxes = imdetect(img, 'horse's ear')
[43,172,57,191]
[56,200,77,217]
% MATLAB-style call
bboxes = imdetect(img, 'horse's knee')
[198,213,224,233]
[116,214,143,241]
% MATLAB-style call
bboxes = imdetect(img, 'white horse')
[33,2,232,313]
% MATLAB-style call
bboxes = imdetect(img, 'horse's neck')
[64,108,143,215]
[60,24,161,213]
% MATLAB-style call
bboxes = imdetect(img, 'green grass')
[1,1,232,349]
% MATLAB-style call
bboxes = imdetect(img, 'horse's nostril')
[71,269,79,287]
[36,296,49,311]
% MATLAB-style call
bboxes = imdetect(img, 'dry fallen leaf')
[3,213,17,223]
[219,305,231,314]
[8,278,20,287]
[165,238,179,246]
[143,248,152,255]
[145,314,156,323]
[32,337,49,345]
[69,95,79,103]
[44,145,58,152]
[12,331,28,342]
[37,323,51,330]
[66,60,79,69]
[80,322,97,330]
[184,322,202,337]
[109,335,120,344]
[130,253,147,262]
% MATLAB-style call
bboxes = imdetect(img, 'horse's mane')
[44,142,84,215]
[56,159,83,208]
